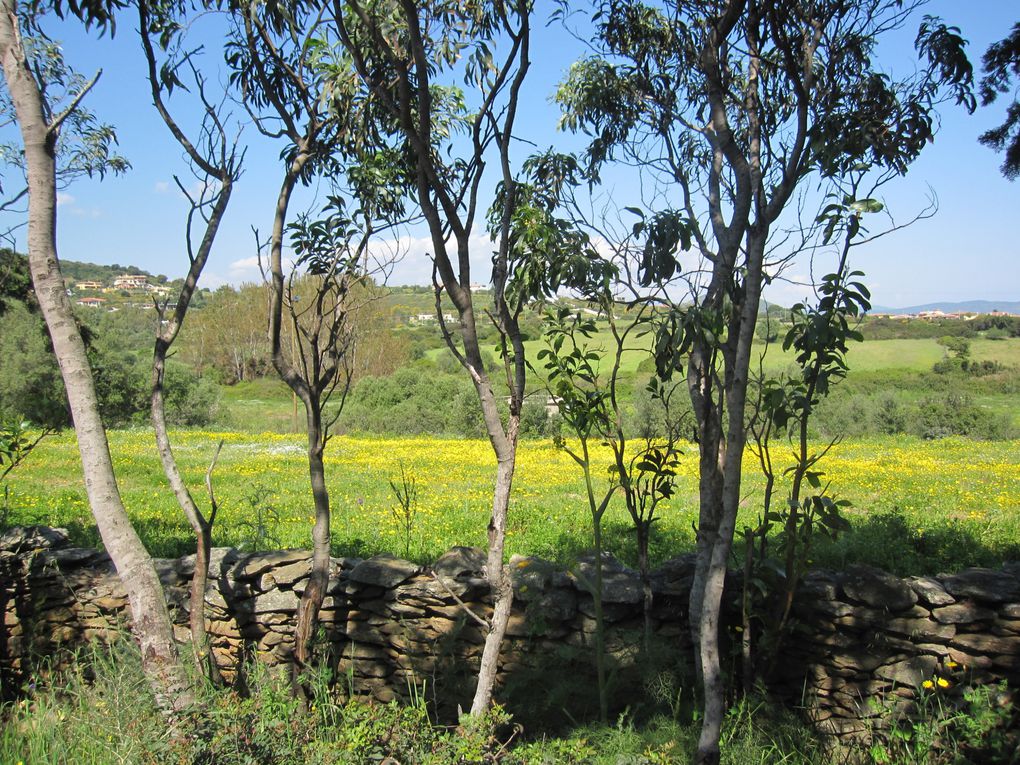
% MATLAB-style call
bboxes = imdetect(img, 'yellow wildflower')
[922,680,934,690]
[937,677,951,689]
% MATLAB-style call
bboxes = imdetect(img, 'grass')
[4,430,1019,575]
[0,639,837,765]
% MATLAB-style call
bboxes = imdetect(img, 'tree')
[228,0,399,678]
[328,2,604,715]
[0,0,191,711]
[558,2,971,761]
[979,22,1020,179]
[139,0,242,683]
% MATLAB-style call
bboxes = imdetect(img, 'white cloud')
[154,181,170,194]
[56,192,75,207]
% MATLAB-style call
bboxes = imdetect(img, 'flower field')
[4,431,1019,574]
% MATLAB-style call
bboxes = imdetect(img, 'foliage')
[0,300,67,427]
[0,249,31,313]
[236,483,282,552]
[388,462,419,560]
[979,21,1020,179]
[0,639,841,765]
[344,364,489,438]
[867,670,1018,765]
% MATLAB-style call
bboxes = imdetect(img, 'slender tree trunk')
[692,239,765,765]
[591,505,608,724]
[294,401,330,668]
[637,521,653,652]
[470,424,518,716]
[0,2,191,712]
[152,351,220,684]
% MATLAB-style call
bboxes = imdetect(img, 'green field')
[5,429,1019,576]
[248,334,1020,434]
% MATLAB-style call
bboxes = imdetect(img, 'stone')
[510,555,571,599]
[349,555,420,588]
[650,554,697,596]
[252,588,299,614]
[1001,603,1020,619]
[908,576,955,606]
[799,600,854,619]
[257,559,311,590]
[840,565,917,611]
[529,587,577,623]
[0,525,69,552]
[43,547,103,568]
[874,655,938,688]
[572,552,641,604]
[234,550,310,580]
[432,546,486,580]
[941,568,1020,604]
[883,616,956,643]
[932,602,996,624]
[798,570,842,601]
[951,633,1020,655]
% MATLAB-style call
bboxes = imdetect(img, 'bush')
[913,392,1013,440]
[0,301,68,428]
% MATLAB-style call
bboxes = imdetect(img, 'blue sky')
[9,1,1019,308]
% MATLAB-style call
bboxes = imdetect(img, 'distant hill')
[869,300,1020,315]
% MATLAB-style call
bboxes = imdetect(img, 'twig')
[431,572,489,630]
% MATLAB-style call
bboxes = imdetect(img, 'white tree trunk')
[0,1,190,712]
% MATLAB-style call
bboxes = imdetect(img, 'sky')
[5,0,1018,309]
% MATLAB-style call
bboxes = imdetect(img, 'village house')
[73,280,105,291]
[112,274,149,290]
[75,297,106,308]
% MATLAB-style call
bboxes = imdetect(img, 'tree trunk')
[152,351,220,684]
[692,238,766,765]
[294,401,330,668]
[470,434,517,717]
[637,520,653,652]
[0,2,191,712]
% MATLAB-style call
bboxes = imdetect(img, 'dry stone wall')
[2,525,1018,736]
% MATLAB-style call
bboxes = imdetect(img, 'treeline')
[3,247,1017,441]
[0,252,217,428]
[860,314,1020,341]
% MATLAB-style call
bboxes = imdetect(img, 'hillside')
[59,259,162,285]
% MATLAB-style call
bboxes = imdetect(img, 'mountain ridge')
[869,299,1020,315]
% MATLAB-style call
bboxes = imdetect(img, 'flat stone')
[573,552,641,604]
[529,587,577,623]
[941,569,1020,604]
[830,649,886,673]
[511,554,571,600]
[932,602,996,624]
[841,565,917,611]
[0,525,70,552]
[1001,603,1020,619]
[42,547,104,568]
[234,550,310,580]
[432,546,486,580]
[649,554,697,596]
[908,576,955,607]
[176,547,240,578]
[951,633,1020,655]
[884,616,956,643]
[260,559,314,590]
[798,570,841,601]
[349,554,420,588]
[875,655,938,688]
[252,588,299,614]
